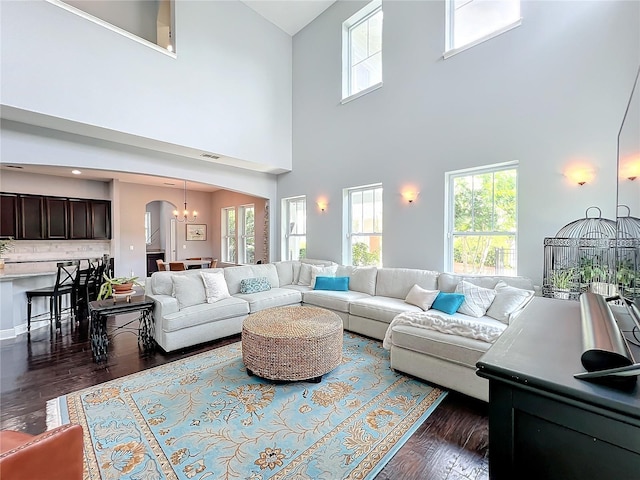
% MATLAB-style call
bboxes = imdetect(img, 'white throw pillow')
[404,284,440,311]
[455,280,497,318]
[310,265,338,288]
[297,263,314,286]
[172,274,206,309]
[200,271,231,303]
[486,281,535,324]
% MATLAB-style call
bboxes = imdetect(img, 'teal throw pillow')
[314,276,349,291]
[431,292,465,315]
[239,277,271,294]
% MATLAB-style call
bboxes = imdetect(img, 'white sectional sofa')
[146,259,535,401]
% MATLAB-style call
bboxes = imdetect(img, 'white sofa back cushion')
[438,273,534,292]
[376,268,439,299]
[336,266,378,296]
[273,261,296,286]
[224,264,280,295]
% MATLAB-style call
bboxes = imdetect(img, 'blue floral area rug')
[48,333,446,480]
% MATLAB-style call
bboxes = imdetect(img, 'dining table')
[180,259,213,269]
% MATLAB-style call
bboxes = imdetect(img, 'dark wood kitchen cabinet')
[0,194,18,238]
[91,200,111,239]
[19,195,45,240]
[46,197,69,239]
[69,199,90,239]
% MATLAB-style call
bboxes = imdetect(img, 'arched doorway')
[145,200,177,274]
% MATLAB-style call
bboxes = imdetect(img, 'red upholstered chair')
[0,423,84,480]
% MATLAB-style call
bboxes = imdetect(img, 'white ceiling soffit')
[241,0,336,36]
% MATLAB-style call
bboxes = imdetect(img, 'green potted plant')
[98,274,141,300]
[0,237,14,270]
[550,268,576,300]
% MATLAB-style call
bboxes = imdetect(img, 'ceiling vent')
[200,153,220,159]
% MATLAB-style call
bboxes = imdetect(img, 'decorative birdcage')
[616,205,640,300]
[543,207,617,301]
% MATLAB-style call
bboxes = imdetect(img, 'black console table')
[88,292,155,363]
[476,296,640,479]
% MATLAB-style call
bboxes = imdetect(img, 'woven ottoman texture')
[241,306,343,382]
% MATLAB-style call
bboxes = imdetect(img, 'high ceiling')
[241,1,335,36]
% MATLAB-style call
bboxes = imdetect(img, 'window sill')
[341,82,383,105]
[443,18,522,60]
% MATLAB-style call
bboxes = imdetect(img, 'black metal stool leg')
[27,295,32,333]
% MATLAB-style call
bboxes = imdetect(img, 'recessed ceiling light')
[164,182,175,186]
[6,165,24,169]
[72,169,82,175]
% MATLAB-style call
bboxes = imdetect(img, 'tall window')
[445,0,521,57]
[346,184,383,266]
[239,204,255,265]
[342,0,383,101]
[222,207,236,263]
[446,163,518,275]
[282,196,307,261]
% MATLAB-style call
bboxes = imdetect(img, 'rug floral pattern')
[59,333,446,479]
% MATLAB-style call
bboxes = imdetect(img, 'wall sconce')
[564,166,595,186]
[620,155,640,181]
[317,200,328,212]
[402,191,420,204]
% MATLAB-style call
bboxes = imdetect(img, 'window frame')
[444,0,522,59]
[344,183,383,266]
[238,204,255,265]
[444,161,519,275]
[282,196,307,261]
[221,206,236,264]
[341,0,383,104]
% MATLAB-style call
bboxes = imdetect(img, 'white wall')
[280,0,640,284]
[1,0,292,172]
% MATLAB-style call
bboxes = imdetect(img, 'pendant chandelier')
[173,180,197,223]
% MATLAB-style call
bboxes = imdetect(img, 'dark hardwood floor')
[0,314,489,480]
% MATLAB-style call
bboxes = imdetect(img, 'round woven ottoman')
[241,306,343,383]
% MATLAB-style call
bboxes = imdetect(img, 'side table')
[88,292,155,363]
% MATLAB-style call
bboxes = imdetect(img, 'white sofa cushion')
[172,274,206,309]
[404,284,440,311]
[303,290,371,313]
[273,261,296,286]
[375,268,439,299]
[389,324,494,369]
[336,265,378,296]
[161,297,249,333]
[455,280,497,318]
[224,264,279,295]
[150,268,223,296]
[234,288,302,313]
[350,296,423,324]
[200,271,231,303]
[438,273,534,293]
[310,265,338,288]
[486,281,535,324]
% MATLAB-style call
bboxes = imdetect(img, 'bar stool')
[26,261,79,332]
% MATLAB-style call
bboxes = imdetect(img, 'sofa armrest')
[0,423,84,480]
[147,293,179,318]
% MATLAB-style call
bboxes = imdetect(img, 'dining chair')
[156,259,167,271]
[169,262,187,271]
[26,261,79,332]
[73,261,94,320]
[209,259,218,268]
[87,257,105,302]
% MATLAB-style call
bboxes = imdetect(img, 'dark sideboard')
[0,192,111,240]
[476,296,640,479]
